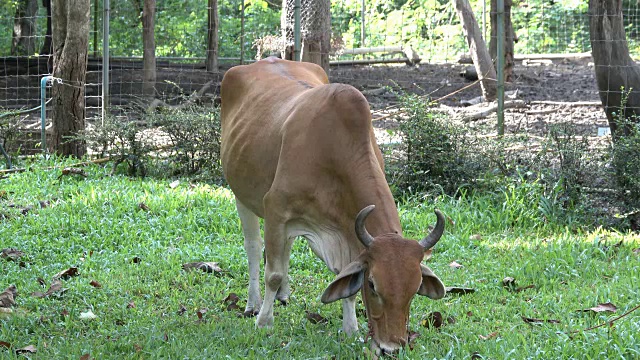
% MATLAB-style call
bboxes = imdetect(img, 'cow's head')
[321,205,445,355]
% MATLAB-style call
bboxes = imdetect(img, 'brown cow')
[220,57,445,354]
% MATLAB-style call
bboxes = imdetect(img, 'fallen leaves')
[0,341,11,349]
[182,262,223,274]
[89,280,102,288]
[449,261,463,269]
[0,285,17,308]
[502,277,536,293]
[15,345,37,355]
[479,331,499,340]
[138,202,150,211]
[521,316,560,324]
[305,311,328,324]
[32,279,65,298]
[577,302,617,314]
[58,167,87,178]
[445,286,476,295]
[421,311,455,329]
[79,310,98,321]
[53,267,79,280]
[223,293,243,313]
[1,248,24,261]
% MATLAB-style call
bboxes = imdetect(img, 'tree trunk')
[11,0,39,55]
[490,0,515,82]
[589,0,640,138]
[142,0,156,98]
[51,0,90,157]
[453,0,497,101]
[281,0,330,73]
[206,0,219,72]
[41,0,53,55]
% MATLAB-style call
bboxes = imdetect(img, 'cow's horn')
[355,205,375,248]
[419,209,445,250]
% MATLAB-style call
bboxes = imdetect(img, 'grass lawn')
[1,159,639,359]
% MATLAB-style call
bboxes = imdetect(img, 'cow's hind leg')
[236,199,263,316]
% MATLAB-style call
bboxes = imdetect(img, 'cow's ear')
[321,260,366,303]
[418,264,445,299]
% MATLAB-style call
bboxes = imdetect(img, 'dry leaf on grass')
[445,286,475,295]
[131,256,142,264]
[305,311,328,324]
[138,202,150,211]
[521,316,560,324]
[53,267,79,280]
[479,331,499,340]
[15,345,37,354]
[470,234,482,241]
[0,341,11,349]
[1,248,24,261]
[0,285,17,308]
[79,310,97,321]
[177,304,187,316]
[421,311,443,329]
[127,301,136,309]
[502,277,516,287]
[196,308,208,321]
[32,279,64,298]
[89,280,102,288]
[80,354,91,360]
[59,167,87,178]
[577,302,617,313]
[449,261,463,269]
[169,180,180,189]
[182,262,222,274]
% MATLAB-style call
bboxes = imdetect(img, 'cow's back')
[220,58,330,216]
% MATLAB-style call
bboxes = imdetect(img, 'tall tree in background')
[51,0,90,157]
[142,0,156,98]
[206,0,219,72]
[11,0,38,55]
[453,0,496,101]
[41,0,52,55]
[589,0,640,138]
[282,0,331,72]
[489,0,514,82]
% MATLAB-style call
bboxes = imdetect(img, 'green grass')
[1,159,639,359]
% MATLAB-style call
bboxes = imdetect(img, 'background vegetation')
[3,0,640,60]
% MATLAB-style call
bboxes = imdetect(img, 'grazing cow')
[220,57,445,354]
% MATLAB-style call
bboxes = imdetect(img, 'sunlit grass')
[1,159,639,359]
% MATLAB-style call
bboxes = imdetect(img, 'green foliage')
[387,93,480,196]
[1,159,639,358]
[83,112,155,177]
[150,105,224,182]
[611,105,640,219]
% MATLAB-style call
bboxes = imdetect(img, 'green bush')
[387,93,480,195]
[151,105,223,182]
[84,112,155,177]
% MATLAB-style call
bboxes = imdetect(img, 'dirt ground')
[1,58,608,141]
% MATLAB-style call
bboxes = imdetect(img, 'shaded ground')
[1,57,608,147]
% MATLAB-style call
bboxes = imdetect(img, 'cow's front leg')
[256,214,292,328]
[342,295,358,335]
[236,199,263,315]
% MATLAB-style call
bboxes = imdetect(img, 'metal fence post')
[496,0,505,136]
[294,0,301,61]
[102,0,110,126]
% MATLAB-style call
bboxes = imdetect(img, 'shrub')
[83,111,154,177]
[151,105,223,182]
[387,93,480,196]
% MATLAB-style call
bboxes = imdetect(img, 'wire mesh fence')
[0,1,639,154]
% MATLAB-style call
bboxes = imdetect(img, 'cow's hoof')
[256,315,274,328]
[242,309,259,318]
